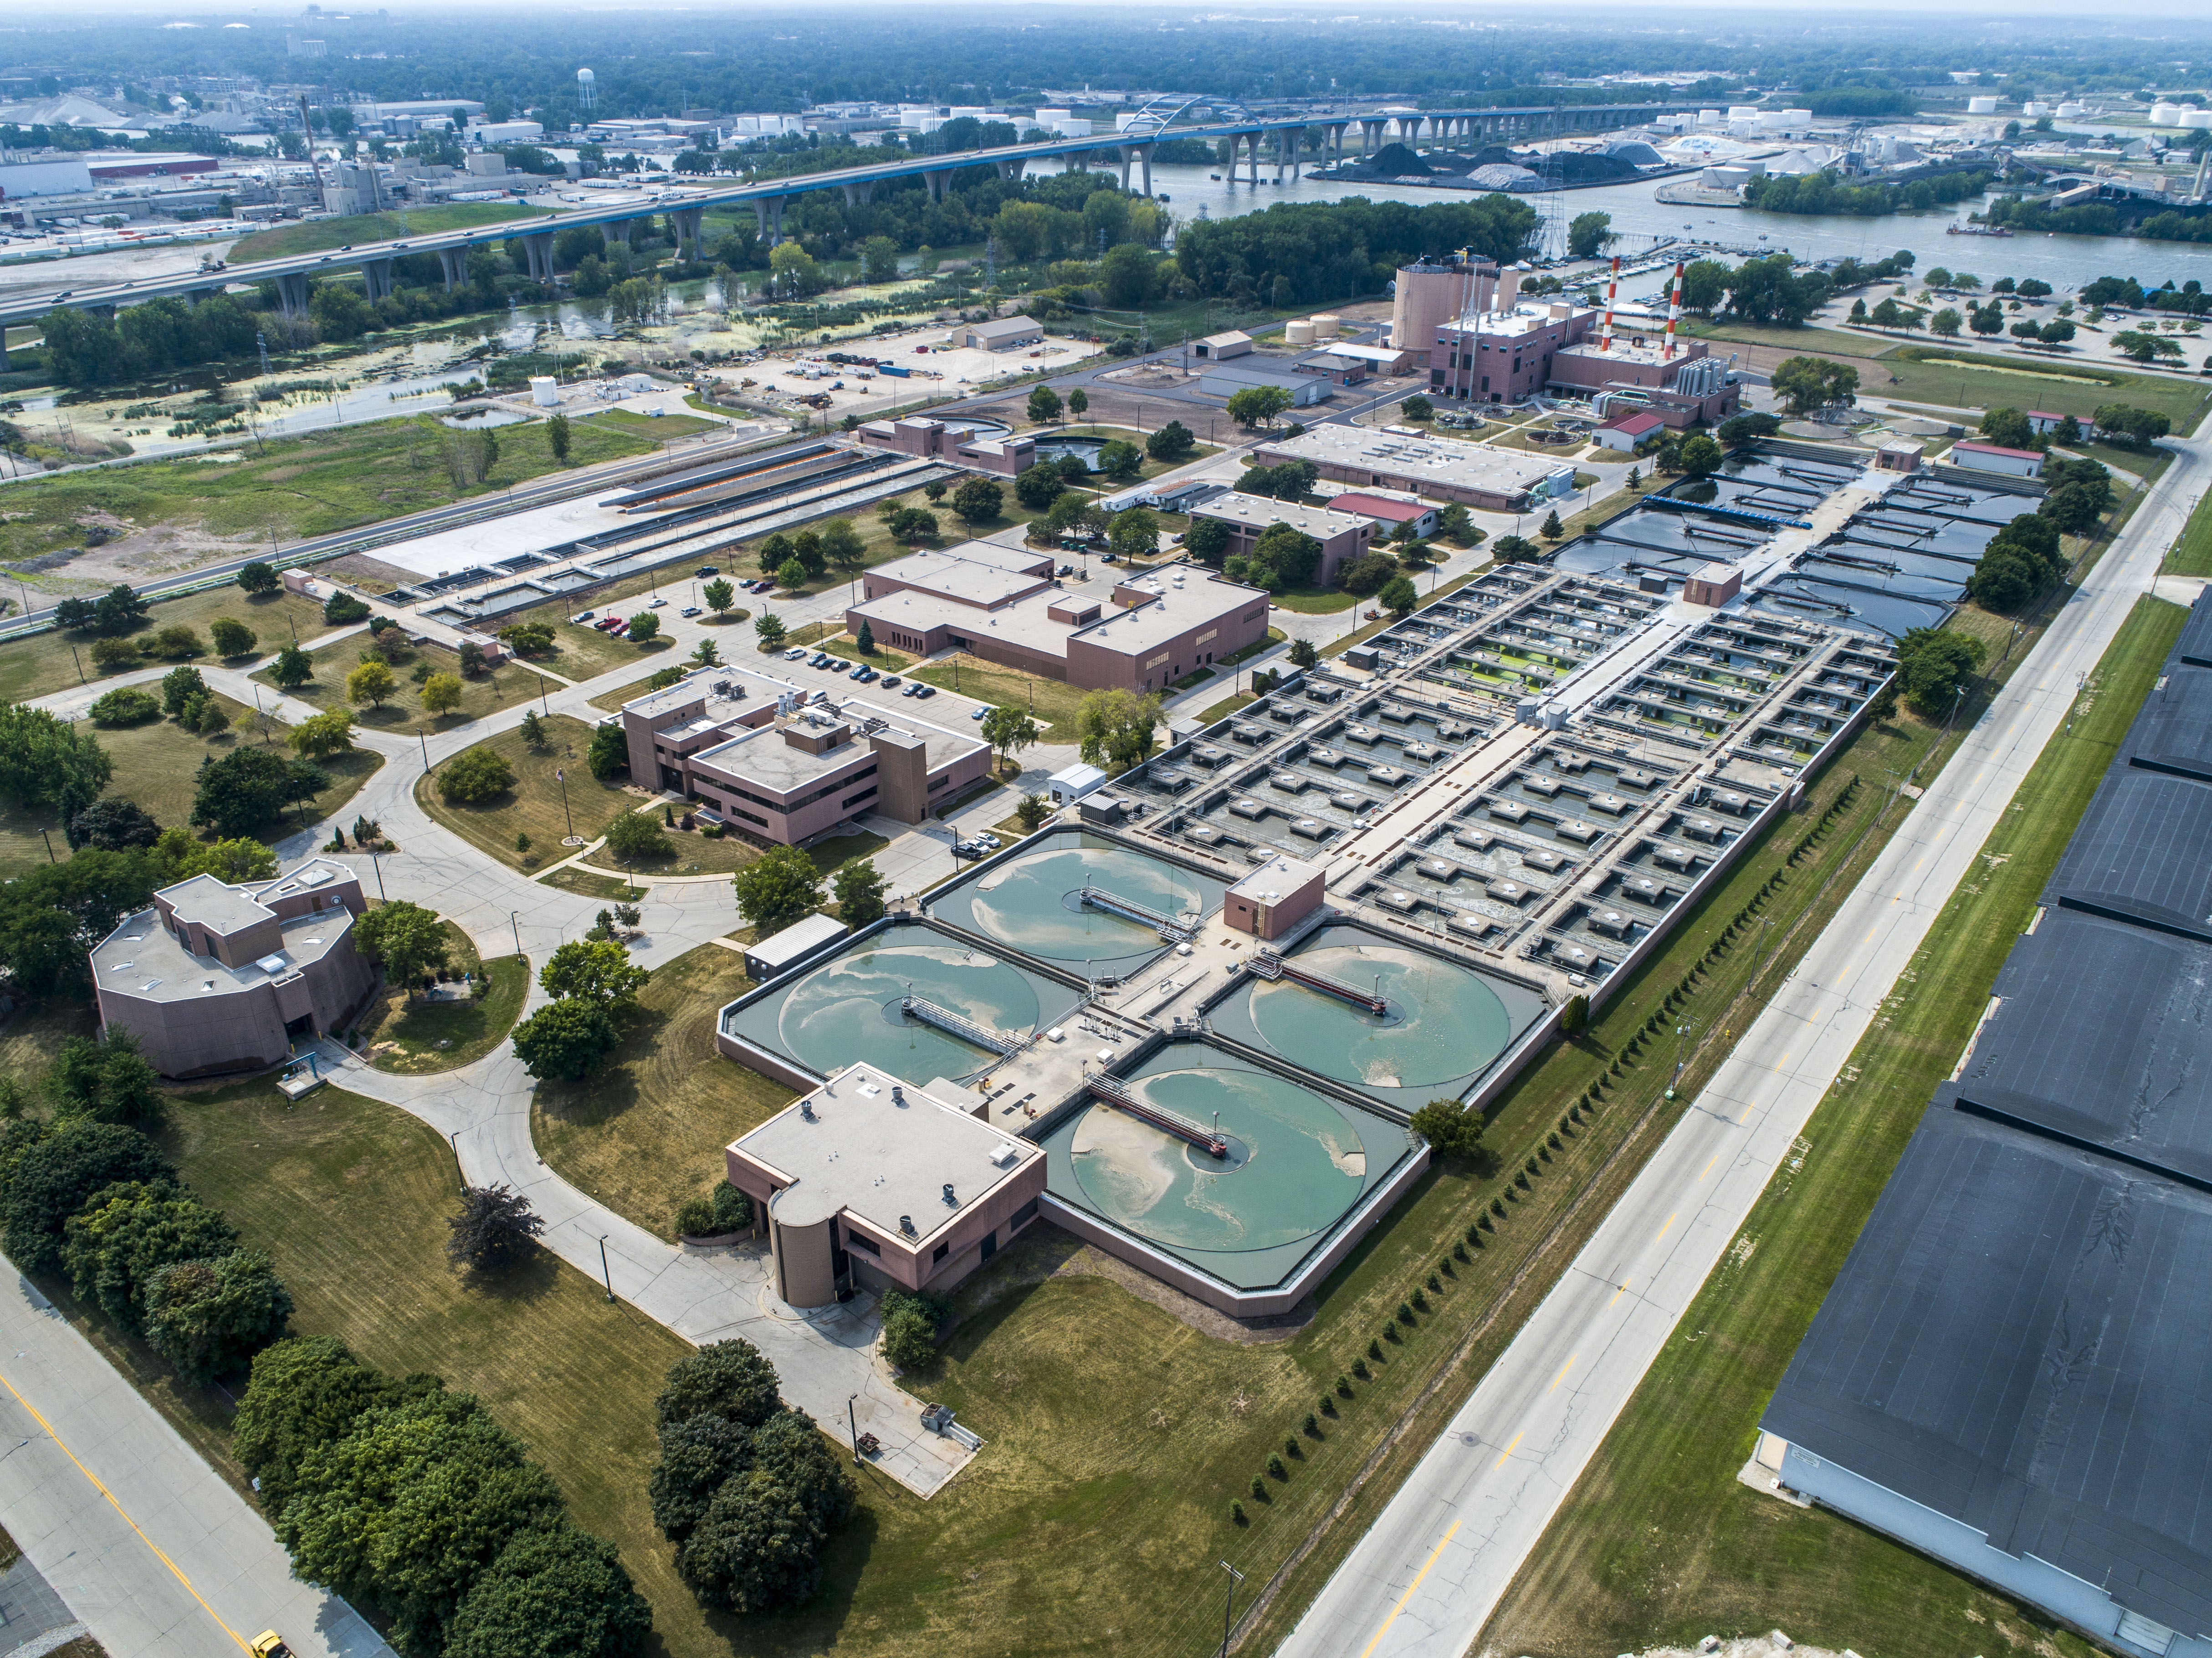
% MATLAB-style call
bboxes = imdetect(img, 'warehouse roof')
[1762,1102,2212,1639]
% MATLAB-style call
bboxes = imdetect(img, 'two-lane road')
[1273,434,2210,1658]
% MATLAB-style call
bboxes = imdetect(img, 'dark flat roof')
[1765,589,2212,1639]
[1763,1104,2212,1638]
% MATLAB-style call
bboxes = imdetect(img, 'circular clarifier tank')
[775,937,1041,1078]
[1070,1063,1366,1253]
[1248,940,1515,1090]
[955,840,1211,963]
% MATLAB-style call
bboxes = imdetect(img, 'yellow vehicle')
[250,1633,293,1658]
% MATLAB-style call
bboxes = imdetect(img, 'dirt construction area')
[697,327,1104,425]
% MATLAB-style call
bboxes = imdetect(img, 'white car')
[648,597,667,608]
[784,645,809,660]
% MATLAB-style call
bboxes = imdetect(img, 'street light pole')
[848,1392,861,1464]
[419,727,430,775]
[599,1234,615,1301]
[1218,1561,1245,1658]
[511,910,523,961]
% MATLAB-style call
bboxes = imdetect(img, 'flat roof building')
[1950,440,2044,478]
[91,858,375,1079]
[740,912,849,986]
[727,1062,1047,1308]
[1761,591,2212,1658]
[850,565,1270,694]
[956,316,1045,352]
[855,417,1037,477]
[1197,363,1333,408]
[859,542,1055,611]
[619,667,991,841]
[1250,424,1561,513]
[1547,333,1741,427]
[1188,494,1378,586]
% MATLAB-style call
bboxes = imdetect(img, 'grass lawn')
[255,630,549,728]
[540,866,646,901]
[2168,484,2212,577]
[1879,345,2212,428]
[584,408,722,443]
[0,413,671,585]
[909,652,1089,737]
[355,922,530,1072]
[415,715,636,871]
[1480,595,2185,1658]
[1267,585,1360,615]
[513,613,680,685]
[225,202,553,263]
[533,944,792,1239]
[0,587,328,706]
[581,818,887,881]
[1681,319,1892,358]
[1036,423,1222,481]
[0,700,384,880]
[152,1077,737,1658]
[1197,690,1258,724]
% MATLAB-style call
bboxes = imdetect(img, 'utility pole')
[1217,1561,1245,1658]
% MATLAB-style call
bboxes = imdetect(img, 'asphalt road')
[0,1268,392,1658]
[1270,433,2210,1658]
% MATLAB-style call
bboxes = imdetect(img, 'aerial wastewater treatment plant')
[715,448,1904,1321]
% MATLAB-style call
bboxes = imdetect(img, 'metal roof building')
[1761,590,2212,1658]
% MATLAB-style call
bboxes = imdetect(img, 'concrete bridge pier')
[361,257,395,303]
[602,219,634,249]
[671,207,705,264]
[924,169,951,202]
[1117,143,1155,194]
[518,232,557,284]
[994,156,1027,181]
[275,271,309,318]
[437,248,467,292]
[1362,119,1386,156]
[839,180,874,208]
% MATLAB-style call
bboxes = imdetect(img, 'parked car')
[696,565,719,577]
[970,706,986,720]
[680,605,702,617]
[880,676,900,688]
[784,645,809,660]
[1058,564,1075,576]
[648,597,667,608]
[917,685,936,698]
[574,610,595,624]
[902,682,922,696]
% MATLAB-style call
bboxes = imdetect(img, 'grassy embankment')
[254,627,558,727]
[224,202,554,263]
[1481,594,2185,1658]
[0,412,673,593]
[0,587,327,705]
[410,714,634,872]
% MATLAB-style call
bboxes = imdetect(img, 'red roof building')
[1590,409,1667,451]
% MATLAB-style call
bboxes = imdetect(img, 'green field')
[1680,318,1899,358]
[533,944,790,1239]
[255,628,552,727]
[2166,484,2212,577]
[412,714,634,871]
[909,650,1089,738]
[1880,345,2212,428]
[1481,595,2184,1658]
[355,921,529,1072]
[743,482,1046,603]
[0,413,670,586]
[0,587,328,707]
[225,202,554,264]
[0,695,382,880]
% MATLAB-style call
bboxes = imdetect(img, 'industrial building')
[1187,494,1380,586]
[1192,330,1253,360]
[726,1063,1047,1307]
[1197,361,1334,409]
[1327,490,1440,538]
[1949,440,2045,478]
[847,551,1270,692]
[618,668,993,841]
[90,859,376,1079]
[1546,333,1741,426]
[955,316,1045,352]
[1248,424,1570,513]
[853,416,1038,476]
[1759,593,2212,1658]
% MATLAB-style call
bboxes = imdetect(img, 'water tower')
[576,67,596,114]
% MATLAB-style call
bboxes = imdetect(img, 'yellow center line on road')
[1700,1153,1719,1182]
[0,1370,253,1653]
[1357,1520,1464,1658]
[1657,1212,1676,1241]
[1549,1355,1577,1393]
[1493,1434,1522,1471]
[1609,1278,1633,1308]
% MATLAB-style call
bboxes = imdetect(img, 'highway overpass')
[0,101,1693,345]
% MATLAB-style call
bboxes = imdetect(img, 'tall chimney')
[1662,260,1685,360]
[297,95,328,197]
[1599,256,1620,353]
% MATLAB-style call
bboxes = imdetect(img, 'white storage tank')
[2057,102,2086,119]
[1285,320,1316,346]
[1967,96,2001,115]
[529,376,560,407]
[2183,109,2212,130]
[2150,102,2185,127]
[1311,314,1342,340]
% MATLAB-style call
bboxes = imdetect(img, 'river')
[1145,162,2207,294]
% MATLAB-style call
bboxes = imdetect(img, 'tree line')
[1172,194,1540,310]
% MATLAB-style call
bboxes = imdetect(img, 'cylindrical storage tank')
[529,375,559,407]
[2182,109,2212,130]
[1727,106,1760,122]
[1391,262,1488,369]
[768,1211,837,1309]
[1698,109,1723,127]
[1967,97,2000,115]
[2150,102,2184,126]
[1285,320,1315,346]
[1311,313,1342,339]
[2057,102,2085,119]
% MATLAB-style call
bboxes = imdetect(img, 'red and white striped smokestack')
[1663,260,1685,360]
[1599,256,1619,352]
